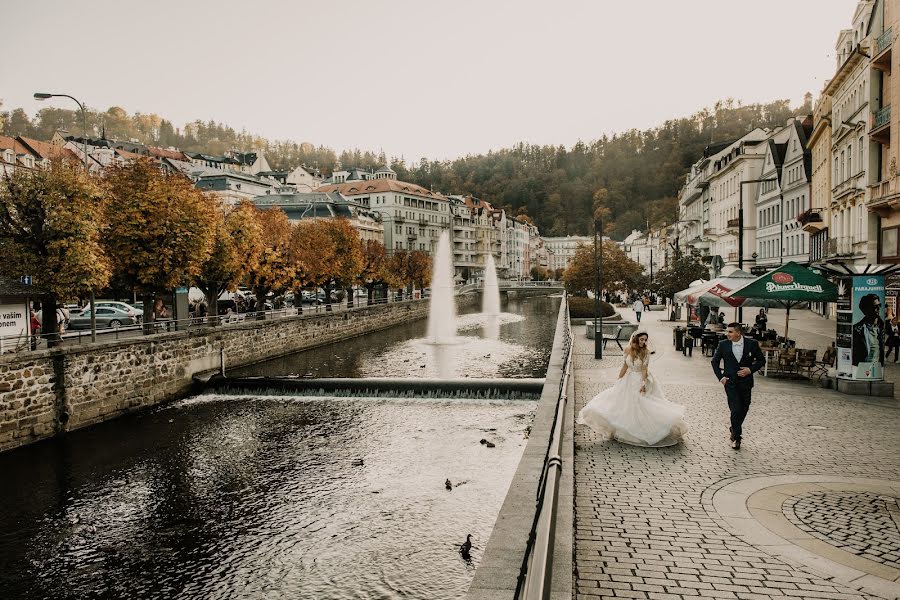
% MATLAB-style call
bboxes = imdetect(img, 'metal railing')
[873,104,892,130]
[877,27,893,55]
[0,294,419,354]
[515,295,573,599]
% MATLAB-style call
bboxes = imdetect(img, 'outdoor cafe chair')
[795,349,817,379]
[777,347,798,376]
[809,346,837,380]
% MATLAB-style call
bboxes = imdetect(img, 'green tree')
[563,241,644,295]
[652,249,710,301]
[0,159,111,344]
[103,159,216,332]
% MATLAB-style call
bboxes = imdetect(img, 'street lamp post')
[594,219,603,359]
[737,177,777,323]
[34,92,96,341]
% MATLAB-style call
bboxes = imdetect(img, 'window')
[883,227,900,258]
[848,144,852,176]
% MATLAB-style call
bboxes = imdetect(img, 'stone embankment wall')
[0,296,478,453]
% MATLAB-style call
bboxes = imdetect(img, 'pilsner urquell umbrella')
[723,262,837,341]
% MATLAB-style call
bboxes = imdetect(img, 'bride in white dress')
[577,331,686,447]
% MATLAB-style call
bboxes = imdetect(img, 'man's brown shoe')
[731,439,741,450]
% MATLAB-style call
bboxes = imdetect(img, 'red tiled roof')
[17,136,80,162]
[115,148,145,160]
[148,146,189,161]
[317,178,447,200]
[0,135,30,155]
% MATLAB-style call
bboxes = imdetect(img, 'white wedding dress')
[577,354,686,447]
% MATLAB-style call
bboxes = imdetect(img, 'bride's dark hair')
[625,332,650,361]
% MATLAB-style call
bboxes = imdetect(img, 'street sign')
[20,276,32,285]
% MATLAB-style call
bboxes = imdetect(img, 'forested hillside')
[1,96,810,239]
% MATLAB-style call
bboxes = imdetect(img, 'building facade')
[868,0,900,263]
[251,191,383,243]
[544,236,592,273]
[824,0,877,267]
[317,169,451,255]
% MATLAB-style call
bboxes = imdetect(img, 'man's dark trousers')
[711,337,766,441]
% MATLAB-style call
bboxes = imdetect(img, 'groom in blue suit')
[711,322,766,450]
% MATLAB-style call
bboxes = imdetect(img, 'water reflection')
[0,395,534,600]
[232,295,561,379]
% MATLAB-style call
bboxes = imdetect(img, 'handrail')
[0,294,422,354]
[514,293,573,600]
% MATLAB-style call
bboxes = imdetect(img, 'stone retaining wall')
[0,295,479,453]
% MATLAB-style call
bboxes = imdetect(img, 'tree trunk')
[367,284,375,306]
[199,281,219,324]
[255,287,266,320]
[324,284,333,311]
[347,287,354,309]
[142,291,155,335]
[43,295,60,348]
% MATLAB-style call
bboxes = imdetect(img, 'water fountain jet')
[426,231,457,345]
[482,254,501,316]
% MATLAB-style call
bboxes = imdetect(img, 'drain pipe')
[220,347,226,376]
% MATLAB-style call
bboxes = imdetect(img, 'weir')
[205,376,545,400]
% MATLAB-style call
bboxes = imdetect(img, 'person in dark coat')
[711,323,766,450]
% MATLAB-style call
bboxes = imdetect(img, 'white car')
[94,301,144,321]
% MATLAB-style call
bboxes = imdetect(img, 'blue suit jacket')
[711,337,766,389]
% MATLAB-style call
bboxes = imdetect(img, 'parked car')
[304,291,326,305]
[68,306,138,330]
[94,300,144,322]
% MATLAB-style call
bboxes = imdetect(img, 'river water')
[0,295,560,600]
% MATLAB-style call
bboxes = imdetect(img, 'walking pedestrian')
[711,323,766,450]
[633,297,645,323]
[886,316,900,362]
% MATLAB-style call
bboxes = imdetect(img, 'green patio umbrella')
[724,262,837,342]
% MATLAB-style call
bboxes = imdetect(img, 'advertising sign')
[836,276,885,380]
[0,302,29,351]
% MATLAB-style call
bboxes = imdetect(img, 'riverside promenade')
[572,308,900,600]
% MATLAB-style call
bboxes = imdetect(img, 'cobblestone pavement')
[573,308,900,600]
[785,492,900,570]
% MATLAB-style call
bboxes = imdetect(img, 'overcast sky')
[2,0,854,162]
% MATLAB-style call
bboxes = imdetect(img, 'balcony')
[797,208,824,234]
[824,236,857,258]
[727,252,738,263]
[832,177,863,202]
[394,214,405,223]
[871,105,891,144]
[873,27,893,71]
[407,231,418,240]
[418,216,429,226]
[726,218,740,232]
[868,179,900,216]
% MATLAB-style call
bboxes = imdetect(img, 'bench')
[601,324,639,352]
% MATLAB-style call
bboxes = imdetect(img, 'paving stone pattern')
[573,309,900,600]
[785,492,900,570]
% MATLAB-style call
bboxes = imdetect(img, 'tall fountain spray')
[482,254,501,316]
[426,231,457,344]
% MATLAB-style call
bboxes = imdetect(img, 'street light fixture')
[593,219,603,359]
[34,92,96,340]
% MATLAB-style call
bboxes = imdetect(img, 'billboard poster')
[836,275,885,380]
[0,302,29,353]
[835,277,853,378]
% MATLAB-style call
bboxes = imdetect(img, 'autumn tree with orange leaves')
[358,239,392,305]
[196,199,264,320]
[246,207,294,318]
[103,159,216,332]
[0,159,111,344]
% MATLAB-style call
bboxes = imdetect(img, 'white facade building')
[544,236,592,273]
[824,0,878,266]
[317,168,450,255]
